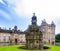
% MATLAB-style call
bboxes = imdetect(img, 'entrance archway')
[15,39,18,44]
[48,40,50,44]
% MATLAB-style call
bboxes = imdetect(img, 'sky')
[0,0,60,34]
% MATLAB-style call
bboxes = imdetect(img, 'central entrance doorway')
[15,39,18,44]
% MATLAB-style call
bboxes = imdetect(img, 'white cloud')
[0,0,60,34]
[15,0,60,16]
[14,0,60,34]
[0,0,4,4]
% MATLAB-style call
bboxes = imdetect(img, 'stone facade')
[10,33,26,45]
[0,33,10,43]
[0,26,26,45]
[40,19,55,45]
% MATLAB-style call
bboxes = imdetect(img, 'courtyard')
[0,44,60,51]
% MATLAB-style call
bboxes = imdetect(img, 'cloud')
[0,0,4,4]
[0,0,60,34]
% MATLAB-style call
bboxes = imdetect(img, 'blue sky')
[0,0,31,31]
[0,0,60,34]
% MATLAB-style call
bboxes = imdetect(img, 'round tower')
[51,21,55,45]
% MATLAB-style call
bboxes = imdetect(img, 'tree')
[56,33,60,43]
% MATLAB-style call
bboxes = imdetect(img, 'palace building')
[0,26,26,46]
[40,19,55,45]
[0,13,55,46]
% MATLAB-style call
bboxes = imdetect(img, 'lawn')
[0,44,60,51]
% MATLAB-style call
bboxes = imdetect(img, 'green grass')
[0,44,60,51]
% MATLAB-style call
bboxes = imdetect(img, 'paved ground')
[55,43,60,46]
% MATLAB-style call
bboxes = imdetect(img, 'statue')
[25,13,43,50]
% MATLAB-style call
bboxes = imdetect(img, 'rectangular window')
[3,36,6,42]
